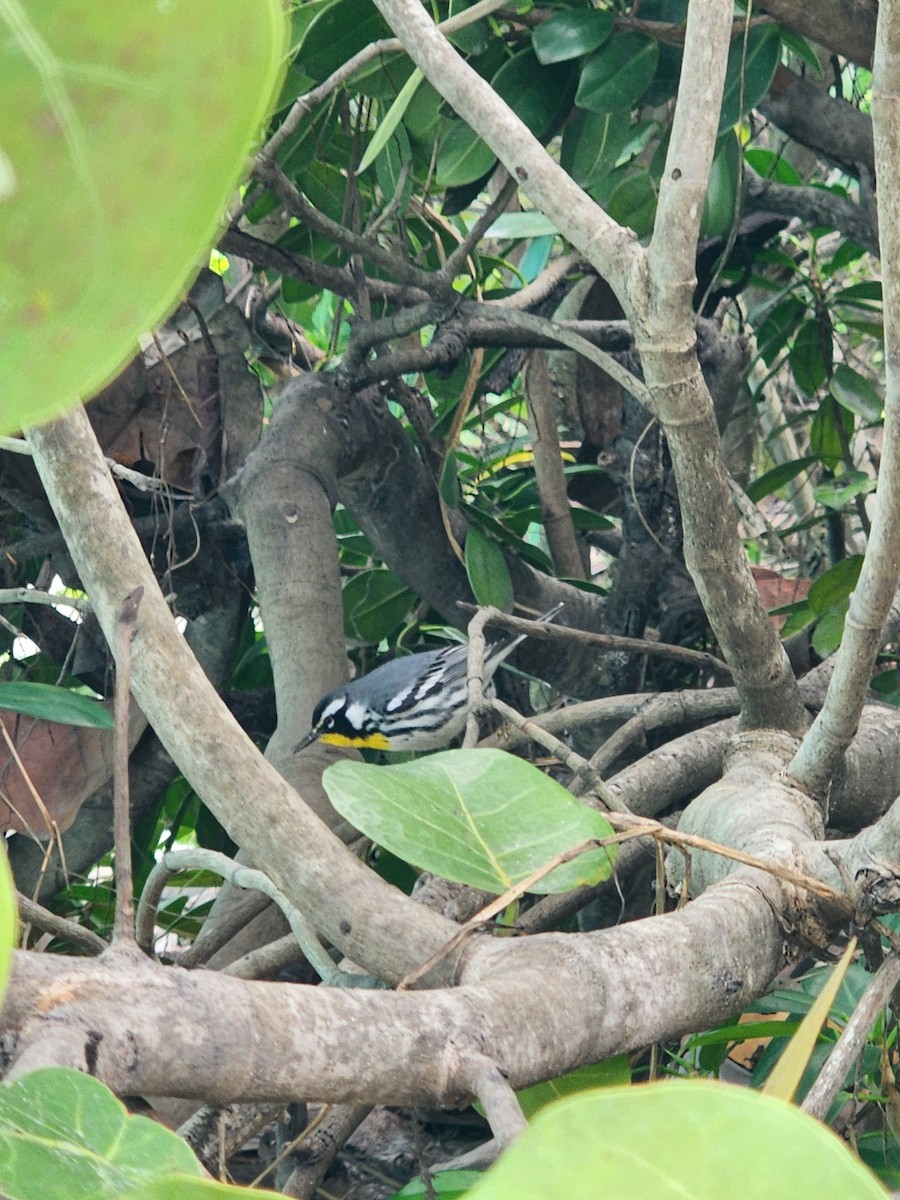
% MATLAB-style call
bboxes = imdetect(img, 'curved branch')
[25,406,457,986]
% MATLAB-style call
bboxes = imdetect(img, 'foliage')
[0,1069,278,1200]
[0,0,287,432]
[323,749,616,894]
[1,0,898,1194]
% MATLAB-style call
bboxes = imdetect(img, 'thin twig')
[16,892,107,955]
[112,586,143,945]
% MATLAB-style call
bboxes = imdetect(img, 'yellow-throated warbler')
[294,604,563,753]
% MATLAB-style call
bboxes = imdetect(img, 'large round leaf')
[466,1081,886,1200]
[322,749,616,895]
[1,2,286,434]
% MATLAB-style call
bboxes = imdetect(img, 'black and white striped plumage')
[294,605,562,753]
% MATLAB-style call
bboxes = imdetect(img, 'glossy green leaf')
[358,68,423,174]
[322,750,617,894]
[701,132,739,239]
[484,212,559,238]
[298,0,389,83]
[814,470,876,511]
[436,120,498,187]
[533,10,614,65]
[0,1,287,434]
[808,555,863,613]
[465,525,515,611]
[606,169,657,238]
[342,569,415,644]
[811,601,850,658]
[576,33,659,114]
[719,24,781,132]
[756,296,807,366]
[745,147,802,186]
[437,49,573,186]
[447,0,491,55]
[560,108,631,189]
[830,364,883,423]
[465,1081,886,1200]
[0,1069,204,1200]
[517,1058,631,1119]
[0,682,113,729]
[833,281,882,309]
[810,396,853,467]
[790,317,832,397]
[746,457,818,503]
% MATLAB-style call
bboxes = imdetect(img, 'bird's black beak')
[293,728,320,753]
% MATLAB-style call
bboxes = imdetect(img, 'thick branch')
[25,407,456,986]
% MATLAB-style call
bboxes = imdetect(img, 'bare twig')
[16,892,107,956]
[112,586,143,945]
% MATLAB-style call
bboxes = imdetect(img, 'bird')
[294,604,564,754]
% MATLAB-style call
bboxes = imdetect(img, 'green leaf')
[575,33,659,113]
[393,1171,483,1199]
[298,0,388,84]
[0,682,113,729]
[808,555,863,613]
[790,317,832,397]
[0,0,286,434]
[465,1081,887,1200]
[701,132,739,239]
[833,281,882,309]
[830,364,883,423]
[756,296,807,366]
[814,470,876,511]
[745,147,802,186]
[533,10,614,64]
[811,602,850,657]
[342,570,415,644]
[746,457,818,503]
[719,24,781,132]
[560,108,631,189]
[447,0,491,55]
[439,47,573,186]
[0,1069,208,1200]
[465,526,515,611]
[484,212,559,238]
[764,939,857,1102]
[517,1058,631,1119]
[605,170,657,238]
[358,68,424,174]
[122,1179,280,1200]
[0,847,16,1008]
[809,396,853,467]
[322,750,617,894]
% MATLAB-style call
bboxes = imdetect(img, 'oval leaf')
[342,569,415,644]
[575,34,659,114]
[830,363,883,423]
[719,24,782,132]
[322,749,616,895]
[0,682,113,729]
[533,10,614,65]
[1,2,287,434]
[465,526,515,611]
[0,1068,204,1200]
[466,1080,886,1200]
